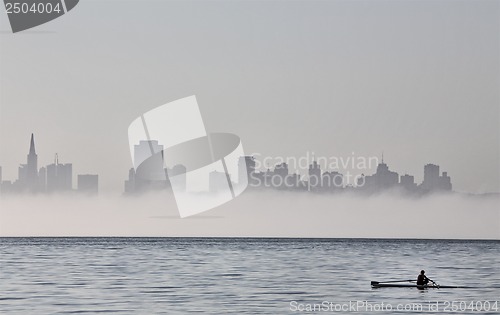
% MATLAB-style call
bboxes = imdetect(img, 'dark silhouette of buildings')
[26,133,38,189]
[322,171,343,191]
[15,133,41,192]
[125,140,167,193]
[308,160,321,190]
[274,162,289,179]
[305,161,344,192]
[422,163,439,190]
[421,163,452,192]
[134,140,164,175]
[122,147,454,196]
[240,157,343,192]
[0,134,458,197]
[400,174,417,190]
[234,154,452,195]
[1,134,98,194]
[124,140,186,194]
[358,156,399,192]
[440,172,452,190]
[46,154,72,192]
[356,158,452,194]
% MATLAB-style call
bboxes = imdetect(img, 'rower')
[417,270,431,285]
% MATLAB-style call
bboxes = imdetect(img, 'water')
[0,238,499,314]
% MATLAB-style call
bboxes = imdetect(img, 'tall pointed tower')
[26,133,38,187]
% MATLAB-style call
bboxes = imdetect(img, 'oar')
[371,279,416,285]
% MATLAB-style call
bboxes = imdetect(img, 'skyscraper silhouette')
[358,158,399,192]
[16,133,40,192]
[422,164,440,191]
[308,160,321,190]
[27,134,39,190]
[400,174,417,191]
[421,164,452,191]
[3,134,99,194]
[46,154,73,192]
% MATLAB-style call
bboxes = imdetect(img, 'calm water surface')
[0,238,499,314]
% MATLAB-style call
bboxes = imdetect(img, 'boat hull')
[371,283,466,289]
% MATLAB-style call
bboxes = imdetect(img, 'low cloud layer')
[0,191,498,239]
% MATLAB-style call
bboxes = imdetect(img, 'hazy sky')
[0,0,498,193]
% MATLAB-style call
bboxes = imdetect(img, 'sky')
[0,0,499,194]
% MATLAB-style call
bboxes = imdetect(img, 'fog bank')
[0,192,498,239]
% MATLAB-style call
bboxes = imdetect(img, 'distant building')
[2,134,98,195]
[78,174,98,194]
[274,162,288,178]
[134,140,164,170]
[15,134,41,192]
[400,174,417,191]
[322,171,344,191]
[273,162,289,189]
[421,164,452,192]
[440,171,452,190]
[124,140,189,194]
[261,168,274,188]
[127,140,169,193]
[422,164,440,191]
[358,157,399,192]
[46,154,72,192]
[286,173,304,190]
[308,160,321,190]
[26,133,38,189]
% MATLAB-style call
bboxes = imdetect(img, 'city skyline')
[0,0,498,194]
[0,133,98,194]
[0,133,459,196]
[1,134,497,239]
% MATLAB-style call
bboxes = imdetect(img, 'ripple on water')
[0,238,498,314]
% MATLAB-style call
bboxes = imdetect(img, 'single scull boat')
[371,280,468,289]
